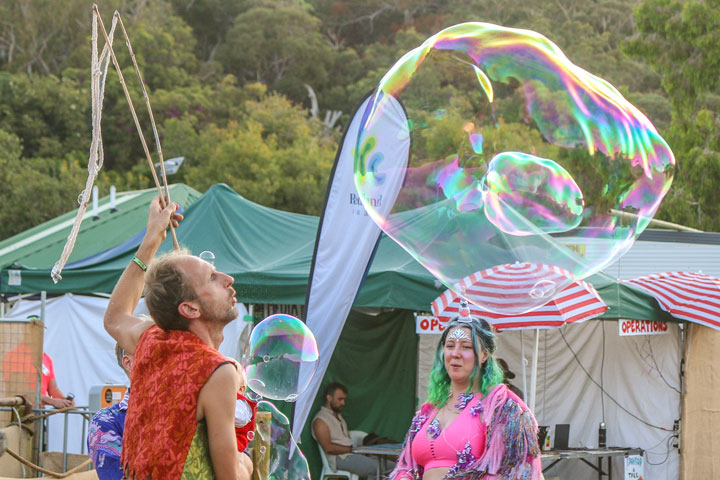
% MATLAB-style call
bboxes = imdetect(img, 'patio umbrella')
[431,270,608,411]
[450,262,579,315]
[431,278,608,330]
[624,272,720,330]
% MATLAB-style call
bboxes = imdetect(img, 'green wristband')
[131,255,148,272]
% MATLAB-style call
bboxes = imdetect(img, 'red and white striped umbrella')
[624,272,720,330]
[432,265,608,330]
[449,262,578,315]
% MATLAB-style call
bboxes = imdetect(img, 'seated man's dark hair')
[323,381,348,397]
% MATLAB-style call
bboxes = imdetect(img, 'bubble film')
[252,401,311,480]
[198,250,215,265]
[354,22,674,313]
[245,314,319,401]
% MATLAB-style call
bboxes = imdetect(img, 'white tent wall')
[5,294,248,455]
[417,320,681,479]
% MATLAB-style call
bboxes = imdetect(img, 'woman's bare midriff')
[422,467,450,480]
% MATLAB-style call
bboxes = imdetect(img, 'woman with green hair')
[390,314,542,480]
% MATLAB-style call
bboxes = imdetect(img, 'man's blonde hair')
[144,248,196,331]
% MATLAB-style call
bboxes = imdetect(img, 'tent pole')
[530,329,539,412]
[41,291,47,325]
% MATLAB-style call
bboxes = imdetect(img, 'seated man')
[312,382,379,479]
[87,344,133,480]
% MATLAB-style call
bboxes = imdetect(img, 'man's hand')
[144,196,183,250]
[43,396,73,409]
[238,452,253,479]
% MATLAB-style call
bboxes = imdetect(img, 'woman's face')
[444,326,487,384]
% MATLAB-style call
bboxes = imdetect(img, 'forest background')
[0,0,718,239]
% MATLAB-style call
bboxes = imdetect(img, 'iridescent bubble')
[480,152,584,236]
[354,22,675,314]
[244,314,319,401]
[198,250,215,265]
[252,401,311,480]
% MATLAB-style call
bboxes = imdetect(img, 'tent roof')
[0,183,675,322]
[0,184,202,270]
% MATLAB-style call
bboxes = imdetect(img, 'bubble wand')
[91,5,179,249]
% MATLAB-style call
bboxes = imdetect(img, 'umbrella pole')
[520,332,527,402]
[529,329,539,412]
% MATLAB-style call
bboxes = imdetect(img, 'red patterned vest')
[121,325,230,479]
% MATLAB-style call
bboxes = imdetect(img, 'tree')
[626,0,720,230]
[0,72,88,159]
[217,4,336,106]
[0,129,87,239]
[180,89,337,214]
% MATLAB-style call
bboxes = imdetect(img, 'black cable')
[559,330,672,431]
[645,434,676,466]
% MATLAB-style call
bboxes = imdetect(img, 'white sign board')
[619,320,668,336]
[8,269,21,286]
[416,315,447,334]
[624,454,644,479]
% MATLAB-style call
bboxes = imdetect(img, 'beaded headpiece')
[447,328,471,341]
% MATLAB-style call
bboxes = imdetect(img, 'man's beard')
[331,403,343,414]
[199,298,238,326]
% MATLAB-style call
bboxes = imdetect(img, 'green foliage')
[0,72,88,158]
[0,0,717,236]
[626,0,720,230]
[0,130,87,239]
[172,90,337,214]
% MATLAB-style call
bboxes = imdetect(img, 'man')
[87,344,133,480]
[1,316,74,409]
[498,358,524,399]
[40,351,74,409]
[312,382,378,479]
[104,197,251,480]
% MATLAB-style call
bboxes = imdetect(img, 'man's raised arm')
[104,197,182,354]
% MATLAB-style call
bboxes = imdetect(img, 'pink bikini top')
[411,396,487,471]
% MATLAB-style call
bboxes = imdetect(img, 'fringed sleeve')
[448,384,543,480]
[389,402,435,480]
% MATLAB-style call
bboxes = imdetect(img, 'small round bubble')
[245,314,319,401]
[199,250,215,265]
[354,22,675,314]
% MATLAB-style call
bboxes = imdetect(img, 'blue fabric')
[87,390,129,480]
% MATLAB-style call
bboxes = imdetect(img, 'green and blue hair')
[427,315,504,407]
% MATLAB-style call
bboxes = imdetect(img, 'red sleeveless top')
[121,325,230,479]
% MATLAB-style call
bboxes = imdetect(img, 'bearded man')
[104,197,251,480]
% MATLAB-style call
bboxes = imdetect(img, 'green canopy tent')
[0,183,672,322]
[0,183,678,478]
[0,184,202,289]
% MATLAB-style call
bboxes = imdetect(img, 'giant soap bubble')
[245,314,319,401]
[251,401,311,480]
[354,22,674,314]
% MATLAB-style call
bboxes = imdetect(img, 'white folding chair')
[312,429,359,480]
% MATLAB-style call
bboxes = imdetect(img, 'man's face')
[179,256,238,326]
[327,389,347,414]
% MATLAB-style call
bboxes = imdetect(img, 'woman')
[391,314,542,480]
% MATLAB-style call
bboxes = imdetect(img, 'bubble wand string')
[50,12,117,284]
[92,5,180,250]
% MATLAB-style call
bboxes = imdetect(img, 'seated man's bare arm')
[104,196,181,354]
[198,363,249,480]
[313,418,352,455]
